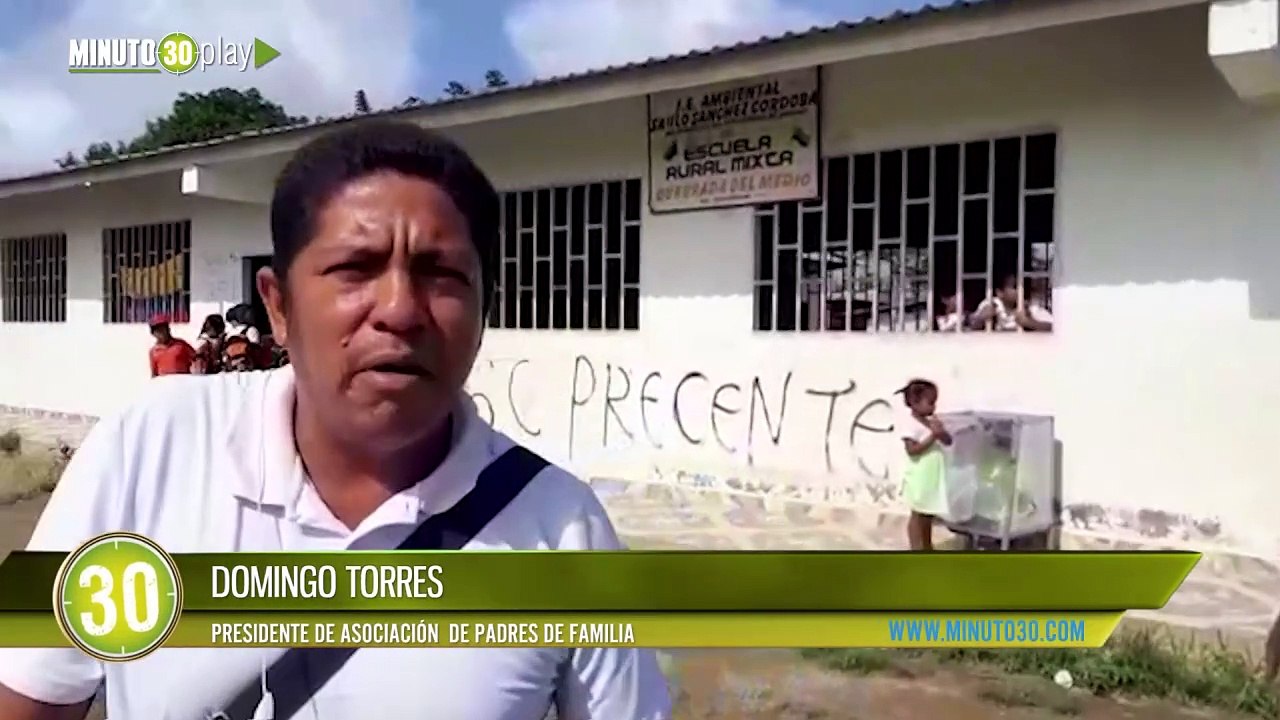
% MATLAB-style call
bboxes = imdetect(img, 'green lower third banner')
[0,538,1198,612]
[1,611,1125,649]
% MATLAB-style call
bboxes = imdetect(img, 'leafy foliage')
[57,87,305,167]
[484,69,509,88]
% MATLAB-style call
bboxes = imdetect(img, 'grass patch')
[977,674,1083,715]
[803,627,1280,717]
[0,430,68,505]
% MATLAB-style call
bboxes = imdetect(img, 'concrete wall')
[2,5,1279,557]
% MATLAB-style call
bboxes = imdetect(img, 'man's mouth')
[366,361,429,377]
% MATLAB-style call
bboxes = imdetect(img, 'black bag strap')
[219,444,549,720]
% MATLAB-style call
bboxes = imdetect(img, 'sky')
[0,0,930,180]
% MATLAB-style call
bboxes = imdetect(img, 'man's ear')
[256,267,288,347]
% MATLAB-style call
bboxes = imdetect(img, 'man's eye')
[423,266,471,284]
[326,261,372,277]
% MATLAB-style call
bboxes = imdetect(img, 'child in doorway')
[896,378,953,550]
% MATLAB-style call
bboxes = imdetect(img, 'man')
[147,313,196,376]
[0,122,671,719]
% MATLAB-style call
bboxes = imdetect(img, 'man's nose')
[369,269,426,334]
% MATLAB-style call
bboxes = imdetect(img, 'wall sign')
[647,67,820,213]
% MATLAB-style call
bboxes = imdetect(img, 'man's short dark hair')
[269,121,499,311]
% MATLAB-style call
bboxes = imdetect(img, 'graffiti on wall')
[467,354,904,505]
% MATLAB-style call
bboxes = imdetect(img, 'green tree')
[443,81,472,98]
[55,151,80,169]
[83,142,117,163]
[125,87,307,154]
[54,87,306,169]
[354,89,371,114]
[484,69,509,89]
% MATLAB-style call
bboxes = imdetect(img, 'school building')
[1,0,1278,558]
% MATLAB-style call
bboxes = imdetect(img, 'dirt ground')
[669,648,1261,720]
[0,495,1264,720]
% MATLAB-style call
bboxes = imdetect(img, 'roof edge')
[0,0,1203,199]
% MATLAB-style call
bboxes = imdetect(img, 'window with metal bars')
[102,219,192,324]
[0,233,67,323]
[753,133,1056,333]
[488,178,642,330]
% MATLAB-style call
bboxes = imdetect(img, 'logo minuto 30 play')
[68,34,280,75]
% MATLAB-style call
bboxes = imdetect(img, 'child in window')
[935,292,963,332]
[896,378,953,550]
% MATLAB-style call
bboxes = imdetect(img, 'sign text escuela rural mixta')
[648,68,820,213]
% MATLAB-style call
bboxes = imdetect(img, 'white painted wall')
[0,175,273,415]
[2,6,1279,556]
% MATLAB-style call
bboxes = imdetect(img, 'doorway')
[242,255,273,336]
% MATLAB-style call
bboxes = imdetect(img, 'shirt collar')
[224,366,498,523]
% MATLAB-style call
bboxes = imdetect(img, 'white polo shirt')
[0,367,671,720]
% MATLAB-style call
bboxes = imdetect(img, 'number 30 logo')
[53,532,183,662]
[157,32,199,75]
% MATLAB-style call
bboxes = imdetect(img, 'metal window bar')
[57,234,66,322]
[16,238,24,321]
[552,188,567,330]
[869,151,881,334]
[534,189,545,329]
[35,236,42,321]
[30,237,37,322]
[985,140,995,312]
[2,238,9,321]
[38,235,44,321]
[129,225,139,323]
[182,223,188,320]
[571,186,584,330]
[750,203,774,330]
[37,236,45,321]
[926,146,939,332]
[498,191,519,330]
[40,235,48,322]
[40,235,48,321]
[894,151,907,332]
[844,157,855,332]
[20,237,26,321]
[15,238,24,322]
[516,191,527,329]
[619,180,639,331]
[100,230,108,322]
[20,238,28,322]
[164,222,173,321]
[788,199,800,332]
[817,160,830,332]
[956,142,967,323]
[600,183,612,330]
[585,183,603,330]
[147,223,158,320]
[492,193,503,328]
[11,239,18,321]
[1017,135,1027,317]
[601,179,616,327]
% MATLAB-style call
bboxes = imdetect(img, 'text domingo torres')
[212,563,446,600]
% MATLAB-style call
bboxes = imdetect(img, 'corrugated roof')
[1,0,997,187]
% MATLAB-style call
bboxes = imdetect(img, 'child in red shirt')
[147,314,196,377]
